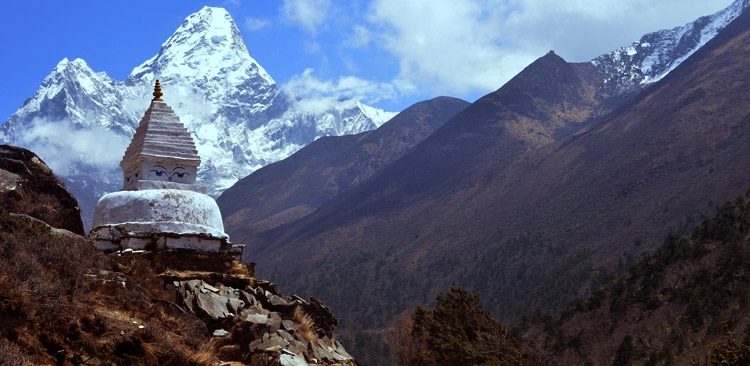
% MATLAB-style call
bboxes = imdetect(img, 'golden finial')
[152,79,164,101]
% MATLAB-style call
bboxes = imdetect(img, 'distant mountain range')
[0,6,396,228]
[213,0,750,364]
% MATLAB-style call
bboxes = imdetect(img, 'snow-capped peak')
[129,6,274,87]
[591,0,749,95]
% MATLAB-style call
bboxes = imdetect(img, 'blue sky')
[0,0,734,120]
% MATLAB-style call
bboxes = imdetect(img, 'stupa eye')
[150,169,166,177]
[171,167,190,179]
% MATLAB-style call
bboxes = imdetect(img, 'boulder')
[0,145,84,234]
[166,274,360,365]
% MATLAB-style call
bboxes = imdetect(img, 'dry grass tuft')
[141,341,164,365]
[0,339,32,365]
[189,341,217,366]
[230,261,250,276]
[293,306,318,342]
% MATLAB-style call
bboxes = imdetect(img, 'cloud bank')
[19,118,130,176]
[274,0,732,109]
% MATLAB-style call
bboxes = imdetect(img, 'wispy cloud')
[18,118,129,175]
[281,0,332,34]
[276,0,731,110]
[365,0,541,97]
[342,25,373,48]
[284,68,396,109]
[245,17,270,31]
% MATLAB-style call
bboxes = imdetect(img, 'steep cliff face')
[0,6,396,229]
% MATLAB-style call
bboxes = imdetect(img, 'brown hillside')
[0,146,362,365]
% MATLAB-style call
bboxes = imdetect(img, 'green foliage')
[518,189,750,365]
[399,286,538,366]
[612,335,634,366]
[710,331,750,365]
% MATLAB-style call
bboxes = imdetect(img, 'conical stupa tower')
[89,81,242,259]
[120,79,202,192]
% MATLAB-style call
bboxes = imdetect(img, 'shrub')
[391,285,540,366]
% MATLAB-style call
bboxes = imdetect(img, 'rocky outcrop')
[158,269,359,365]
[0,144,84,235]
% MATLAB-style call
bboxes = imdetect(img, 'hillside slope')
[519,187,750,365]
[218,96,469,241]
[236,6,750,364]
[0,146,360,365]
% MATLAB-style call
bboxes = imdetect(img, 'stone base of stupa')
[90,225,244,255]
[113,247,254,275]
[90,188,242,257]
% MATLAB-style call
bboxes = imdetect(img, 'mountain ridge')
[218,96,470,240]
[592,0,750,94]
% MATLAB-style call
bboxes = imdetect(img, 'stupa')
[89,80,242,258]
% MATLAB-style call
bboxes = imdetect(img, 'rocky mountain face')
[0,6,395,229]
[218,96,469,238]
[216,2,750,364]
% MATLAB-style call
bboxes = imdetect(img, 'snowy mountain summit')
[592,0,750,95]
[0,6,396,226]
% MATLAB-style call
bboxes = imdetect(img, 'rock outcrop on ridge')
[0,144,84,235]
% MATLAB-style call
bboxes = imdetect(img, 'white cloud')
[281,0,332,34]
[499,0,733,61]
[245,17,270,31]
[18,118,129,176]
[284,68,397,109]
[343,25,373,48]
[366,0,542,96]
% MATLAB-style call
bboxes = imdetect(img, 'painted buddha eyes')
[150,165,191,182]
[150,168,168,177]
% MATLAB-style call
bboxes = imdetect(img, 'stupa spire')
[119,80,201,191]
[152,79,164,101]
